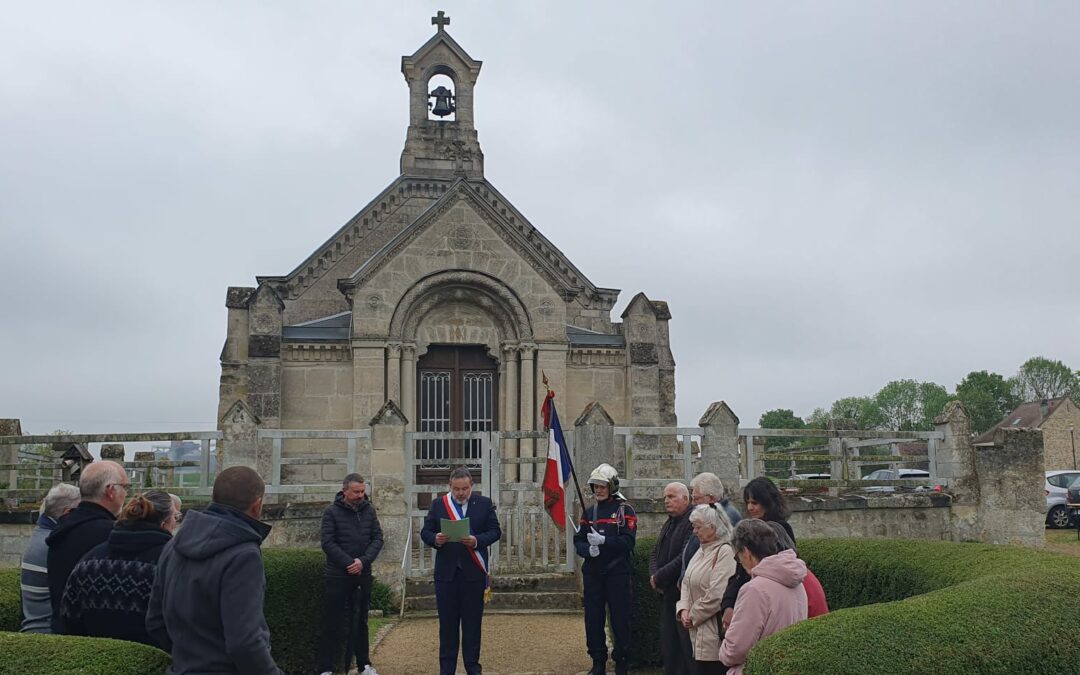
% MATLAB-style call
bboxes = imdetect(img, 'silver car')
[1045,470,1080,529]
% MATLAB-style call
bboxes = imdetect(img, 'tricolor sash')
[442,493,492,601]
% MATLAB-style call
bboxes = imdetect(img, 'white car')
[862,468,933,493]
[1045,470,1080,529]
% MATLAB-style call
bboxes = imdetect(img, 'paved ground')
[371,613,646,675]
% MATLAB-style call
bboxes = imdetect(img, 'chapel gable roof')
[338,178,608,304]
[620,292,671,320]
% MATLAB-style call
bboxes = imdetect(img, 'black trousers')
[435,578,485,675]
[318,573,373,673]
[583,573,632,666]
[693,660,727,675]
[660,589,693,675]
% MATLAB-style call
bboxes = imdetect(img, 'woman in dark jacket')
[720,477,795,630]
[59,490,176,645]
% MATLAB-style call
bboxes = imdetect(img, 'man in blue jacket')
[146,466,282,674]
[420,466,501,675]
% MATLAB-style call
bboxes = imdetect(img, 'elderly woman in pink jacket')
[719,519,808,675]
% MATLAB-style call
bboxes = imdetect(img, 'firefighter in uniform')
[574,463,637,675]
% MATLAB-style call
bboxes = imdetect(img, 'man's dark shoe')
[587,661,606,675]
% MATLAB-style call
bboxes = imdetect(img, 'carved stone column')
[386,343,402,406]
[401,344,417,431]
[502,343,519,482]
[519,343,537,482]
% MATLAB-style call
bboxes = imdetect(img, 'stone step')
[405,590,581,613]
[403,608,583,619]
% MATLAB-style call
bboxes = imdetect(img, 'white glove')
[589,545,600,557]
[587,530,606,546]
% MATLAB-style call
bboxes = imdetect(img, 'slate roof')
[282,311,351,342]
[974,396,1069,445]
[566,325,624,347]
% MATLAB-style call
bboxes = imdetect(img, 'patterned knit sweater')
[59,521,171,645]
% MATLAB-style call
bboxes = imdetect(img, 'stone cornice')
[282,343,352,363]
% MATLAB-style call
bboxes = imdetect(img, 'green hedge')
[745,539,1080,674]
[1,548,394,675]
[629,536,662,667]
[0,568,20,632]
[0,632,170,675]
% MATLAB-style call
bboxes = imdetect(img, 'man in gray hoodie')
[146,466,282,674]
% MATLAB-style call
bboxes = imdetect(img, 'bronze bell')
[429,85,456,117]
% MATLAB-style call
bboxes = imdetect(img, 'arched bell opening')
[426,73,457,121]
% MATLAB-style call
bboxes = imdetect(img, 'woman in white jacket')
[675,504,736,674]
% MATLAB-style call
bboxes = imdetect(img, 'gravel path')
[371,613,603,675]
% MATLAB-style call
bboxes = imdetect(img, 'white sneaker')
[318,672,333,675]
[362,666,379,675]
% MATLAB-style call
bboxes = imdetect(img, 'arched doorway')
[416,344,498,483]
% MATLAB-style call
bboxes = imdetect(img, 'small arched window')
[427,74,456,121]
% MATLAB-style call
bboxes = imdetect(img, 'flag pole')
[543,371,591,528]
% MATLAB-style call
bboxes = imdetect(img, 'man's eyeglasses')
[107,482,131,492]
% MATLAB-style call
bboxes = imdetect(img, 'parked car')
[862,468,934,493]
[1045,470,1080,529]
[1064,475,1080,527]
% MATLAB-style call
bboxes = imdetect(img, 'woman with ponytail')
[59,490,178,645]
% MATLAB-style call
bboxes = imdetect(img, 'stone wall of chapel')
[1042,399,1080,470]
[352,200,567,342]
[565,302,616,334]
[566,361,628,426]
[279,360,355,482]
[282,196,439,325]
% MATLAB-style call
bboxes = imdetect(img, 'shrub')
[261,548,395,674]
[0,567,20,632]
[628,536,663,667]
[0,632,170,675]
[745,539,1080,674]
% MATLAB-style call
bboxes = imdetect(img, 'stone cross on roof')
[432,10,450,32]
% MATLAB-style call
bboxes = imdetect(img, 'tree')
[955,370,1021,435]
[828,396,885,430]
[1014,357,1078,402]
[759,409,806,449]
[873,379,949,431]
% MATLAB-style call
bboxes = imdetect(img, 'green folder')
[440,517,471,540]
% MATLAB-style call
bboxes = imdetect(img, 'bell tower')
[400,11,484,178]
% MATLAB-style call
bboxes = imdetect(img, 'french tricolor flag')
[541,390,573,530]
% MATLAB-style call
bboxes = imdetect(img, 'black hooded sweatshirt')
[146,503,282,675]
[45,501,116,630]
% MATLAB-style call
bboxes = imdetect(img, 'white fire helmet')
[587,463,623,499]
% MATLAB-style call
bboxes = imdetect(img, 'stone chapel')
[216,15,676,482]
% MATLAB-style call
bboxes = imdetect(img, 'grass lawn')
[369,616,392,642]
[1045,527,1080,555]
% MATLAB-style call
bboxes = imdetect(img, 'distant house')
[974,397,1080,470]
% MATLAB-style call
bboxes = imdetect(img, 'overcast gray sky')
[2,2,1078,435]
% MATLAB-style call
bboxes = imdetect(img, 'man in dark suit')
[420,466,501,675]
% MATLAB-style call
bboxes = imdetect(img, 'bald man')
[648,482,694,675]
[46,460,130,631]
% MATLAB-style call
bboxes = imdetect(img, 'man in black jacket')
[46,460,129,631]
[146,466,282,674]
[648,481,693,675]
[318,473,384,675]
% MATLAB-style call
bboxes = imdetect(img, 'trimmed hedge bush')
[745,539,1080,674]
[629,536,662,667]
[1,548,394,675]
[0,632,170,675]
[0,567,20,632]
